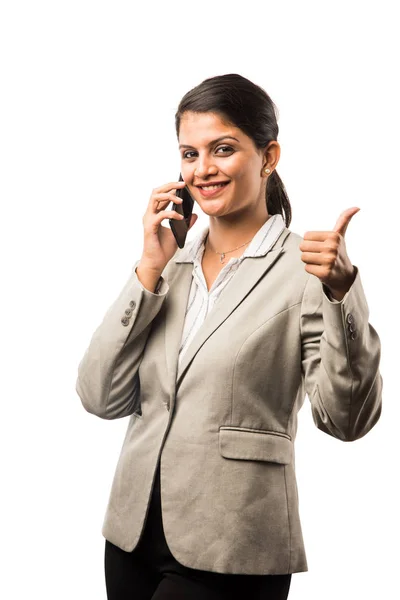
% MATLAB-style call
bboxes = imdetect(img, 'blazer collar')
[164,221,291,397]
[173,213,286,263]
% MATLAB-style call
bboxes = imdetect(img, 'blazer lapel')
[164,228,290,397]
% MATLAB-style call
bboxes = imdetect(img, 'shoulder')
[281,227,303,250]
[277,227,305,266]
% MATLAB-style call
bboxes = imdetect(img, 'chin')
[198,201,228,217]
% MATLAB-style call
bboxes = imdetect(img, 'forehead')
[179,111,242,142]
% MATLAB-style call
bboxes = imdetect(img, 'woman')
[76,73,383,599]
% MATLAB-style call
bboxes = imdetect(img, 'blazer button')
[350,331,357,340]
[121,316,130,326]
[125,308,133,317]
[347,313,354,324]
[349,322,356,333]
[129,301,136,308]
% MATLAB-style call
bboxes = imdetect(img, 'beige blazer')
[75,226,383,575]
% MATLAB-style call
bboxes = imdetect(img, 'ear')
[262,140,281,173]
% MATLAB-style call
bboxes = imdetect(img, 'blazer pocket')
[218,426,293,465]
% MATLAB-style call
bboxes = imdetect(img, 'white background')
[1,1,398,598]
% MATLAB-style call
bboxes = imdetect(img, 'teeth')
[201,183,227,190]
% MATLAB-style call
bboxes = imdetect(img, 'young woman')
[76,73,383,600]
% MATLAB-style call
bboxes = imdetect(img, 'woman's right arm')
[75,260,170,419]
[75,180,198,419]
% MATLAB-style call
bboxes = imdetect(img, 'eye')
[216,145,233,154]
[182,145,234,160]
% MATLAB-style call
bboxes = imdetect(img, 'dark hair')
[175,73,292,228]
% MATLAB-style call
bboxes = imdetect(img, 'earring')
[264,168,271,174]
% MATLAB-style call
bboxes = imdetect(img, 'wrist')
[326,267,357,301]
[136,263,163,294]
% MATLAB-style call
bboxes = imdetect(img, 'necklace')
[205,232,253,264]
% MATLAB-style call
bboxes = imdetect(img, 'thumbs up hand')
[299,207,360,301]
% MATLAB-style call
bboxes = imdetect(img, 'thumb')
[188,213,198,230]
[333,207,360,237]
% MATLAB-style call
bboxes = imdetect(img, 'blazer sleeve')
[75,260,169,420]
[300,265,383,441]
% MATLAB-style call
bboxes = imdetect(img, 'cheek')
[180,164,191,179]
[227,155,254,180]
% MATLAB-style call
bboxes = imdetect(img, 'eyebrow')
[179,136,240,150]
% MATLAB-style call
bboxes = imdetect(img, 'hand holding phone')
[138,177,197,277]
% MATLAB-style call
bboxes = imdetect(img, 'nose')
[194,155,218,179]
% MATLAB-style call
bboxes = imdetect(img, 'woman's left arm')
[299,208,383,441]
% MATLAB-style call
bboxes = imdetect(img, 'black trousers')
[105,463,292,600]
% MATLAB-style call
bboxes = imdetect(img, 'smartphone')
[169,173,195,248]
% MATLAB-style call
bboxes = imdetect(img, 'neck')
[206,211,271,253]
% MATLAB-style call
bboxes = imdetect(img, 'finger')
[299,240,325,252]
[152,193,183,211]
[303,231,338,241]
[154,197,183,209]
[154,209,185,224]
[154,181,186,193]
[304,264,328,279]
[152,192,182,202]
[333,207,360,237]
[300,252,325,265]
[187,213,198,230]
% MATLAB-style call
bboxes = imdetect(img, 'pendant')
[220,253,225,263]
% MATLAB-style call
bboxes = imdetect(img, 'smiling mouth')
[197,182,230,196]
[200,183,228,190]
